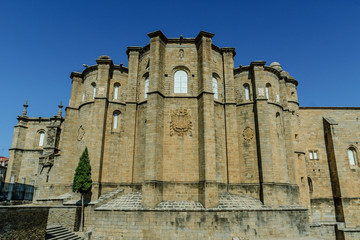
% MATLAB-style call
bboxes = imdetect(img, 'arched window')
[174,70,187,93]
[348,147,357,166]
[265,83,271,100]
[212,77,218,99]
[145,77,149,99]
[308,177,313,193]
[113,111,120,130]
[244,84,250,100]
[91,83,96,99]
[38,131,45,147]
[114,83,120,100]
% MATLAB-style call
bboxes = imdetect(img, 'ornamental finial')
[22,100,28,116]
[57,101,63,117]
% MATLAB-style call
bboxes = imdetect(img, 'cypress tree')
[72,147,92,231]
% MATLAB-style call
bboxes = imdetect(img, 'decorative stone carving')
[77,125,85,141]
[47,128,56,147]
[98,87,105,95]
[243,127,254,142]
[170,107,192,136]
[179,49,184,59]
[258,88,265,97]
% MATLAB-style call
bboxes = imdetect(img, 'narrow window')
[265,83,271,100]
[313,151,318,160]
[174,70,188,93]
[113,112,119,130]
[145,77,149,99]
[39,132,45,146]
[92,83,96,99]
[244,84,250,100]
[212,77,218,99]
[308,177,313,193]
[309,150,319,160]
[348,148,357,166]
[82,93,85,102]
[114,83,120,100]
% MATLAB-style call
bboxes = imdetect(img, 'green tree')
[72,147,92,232]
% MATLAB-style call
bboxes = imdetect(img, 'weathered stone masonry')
[5,31,360,239]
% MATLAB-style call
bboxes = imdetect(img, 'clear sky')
[0,0,359,157]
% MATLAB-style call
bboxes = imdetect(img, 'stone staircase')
[45,225,82,240]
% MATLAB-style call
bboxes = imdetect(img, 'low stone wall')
[86,209,311,239]
[0,205,80,240]
[0,206,50,240]
[47,206,81,231]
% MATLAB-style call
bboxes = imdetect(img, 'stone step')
[46,225,82,240]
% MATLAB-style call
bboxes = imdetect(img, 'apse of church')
[5,31,360,237]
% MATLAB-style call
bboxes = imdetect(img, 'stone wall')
[47,206,80,231]
[309,224,337,240]
[0,206,80,240]
[0,206,49,240]
[86,209,311,240]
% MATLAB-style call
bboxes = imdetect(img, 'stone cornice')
[250,61,266,67]
[147,30,168,43]
[70,65,98,80]
[285,76,298,86]
[211,44,221,54]
[9,148,43,152]
[234,65,250,75]
[220,47,236,57]
[126,46,142,56]
[81,65,98,77]
[288,100,299,106]
[17,116,50,122]
[195,31,215,40]
[113,64,128,73]
[70,63,128,80]
[127,45,150,58]
[263,66,281,79]
[96,57,114,66]
[167,38,195,44]
[70,72,83,79]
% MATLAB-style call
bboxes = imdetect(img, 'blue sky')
[0,0,359,157]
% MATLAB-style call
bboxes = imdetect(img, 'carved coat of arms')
[170,107,192,136]
[243,127,254,143]
[77,125,85,141]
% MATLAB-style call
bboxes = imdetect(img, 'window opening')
[348,148,357,166]
[212,77,218,99]
[113,112,119,129]
[174,70,188,93]
[114,84,119,100]
[244,84,250,100]
[145,77,149,99]
[39,132,45,146]
[92,83,96,99]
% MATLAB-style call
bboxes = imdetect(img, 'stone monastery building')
[5,31,360,239]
